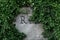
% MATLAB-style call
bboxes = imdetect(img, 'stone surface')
[14,7,47,40]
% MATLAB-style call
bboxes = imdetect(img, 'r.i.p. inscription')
[14,7,47,40]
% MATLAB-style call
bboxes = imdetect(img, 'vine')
[0,0,60,40]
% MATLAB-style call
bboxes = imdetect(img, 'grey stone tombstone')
[14,7,47,40]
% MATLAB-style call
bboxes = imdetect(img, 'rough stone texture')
[14,7,47,40]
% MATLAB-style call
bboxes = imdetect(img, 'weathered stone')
[14,7,47,40]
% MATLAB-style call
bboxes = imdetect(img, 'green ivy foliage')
[0,0,60,40]
[29,0,60,40]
